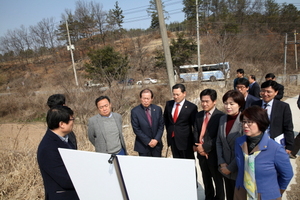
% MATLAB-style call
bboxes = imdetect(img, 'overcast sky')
[0,0,299,38]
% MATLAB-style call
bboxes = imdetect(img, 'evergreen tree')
[147,0,169,29]
[85,46,129,88]
[155,32,197,69]
[107,1,124,31]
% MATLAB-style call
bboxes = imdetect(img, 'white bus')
[176,62,230,82]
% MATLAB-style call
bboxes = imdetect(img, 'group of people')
[37,69,297,199]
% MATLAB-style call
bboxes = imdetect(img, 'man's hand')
[195,143,208,159]
[148,139,158,148]
[286,149,291,154]
[219,163,231,175]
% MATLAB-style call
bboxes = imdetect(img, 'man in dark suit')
[236,78,259,111]
[193,89,225,200]
[251,80,294,153]
[47,94,77,149]
[290,94,300,159]
[131,88,164,157]
[248,74,260,98]
[164,84,198,159]
[37,106,79,200]
[265,73,284,100]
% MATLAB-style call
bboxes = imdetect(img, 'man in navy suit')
[164,84,198,159]
[131,88,164,157]
[248,75,260,98]
[47,94,77,149]
[37,106,79,200]
[193,89,225,200]
[252,80,294,153]
[236,78,259,111]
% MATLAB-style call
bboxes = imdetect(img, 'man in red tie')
[193,89,225,200]
[163,84,198,159]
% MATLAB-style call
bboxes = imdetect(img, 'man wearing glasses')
[47,94,77,149]
[236,78,259,111]
[88,96,127,155]
[37,106,79,200]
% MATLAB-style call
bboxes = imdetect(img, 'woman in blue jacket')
[234,106,293,200]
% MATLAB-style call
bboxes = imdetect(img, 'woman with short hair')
[216,90,245,200]
[234,106,293,199]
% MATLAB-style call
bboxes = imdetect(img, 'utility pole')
[295,30,298,70]
[284,33,287,85]
[196,0,201,81]
[155,0,175,95]
[66,20,79,86]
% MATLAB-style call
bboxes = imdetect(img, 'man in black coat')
[37,106,79,200]
[290,94,300,159]
[251,80,294,153]
[47,94,77,149]
[164,84,198,159]
[248,74,260,98]
[194,89,225,200]
[236,78,259,111]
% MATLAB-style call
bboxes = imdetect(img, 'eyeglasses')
[236,86,246,90]
[242,120,254,126]
[69,117,75,121]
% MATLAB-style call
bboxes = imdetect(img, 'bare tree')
[74,0,97,39]
[131,36,154,77]
[91,1,107,44]
[30,18,58,54]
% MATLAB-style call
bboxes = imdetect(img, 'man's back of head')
[265,73,276,80]
[47,94,66,108]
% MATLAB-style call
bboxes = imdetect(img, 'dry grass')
[1,81,299,199]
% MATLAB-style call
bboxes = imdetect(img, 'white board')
[117,155,197,200]
[58,149,124,200]
[59,149,197,200]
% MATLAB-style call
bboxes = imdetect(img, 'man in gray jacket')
[88,96,127,155]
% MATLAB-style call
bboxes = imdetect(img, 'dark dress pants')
[291,132,300,156]
[138,147,162,157]
[198,155,225,200]
[170,137,195,159]
[223,177,235,200]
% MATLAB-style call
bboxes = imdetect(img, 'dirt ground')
[0,123,46,152]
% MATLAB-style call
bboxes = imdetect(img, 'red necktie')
[199,112,210,144]
[145,108,152,126]
[173,103,180,123]
[172,103,180,137]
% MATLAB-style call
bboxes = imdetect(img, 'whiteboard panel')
[118,156,197,200]
[59,149,197,200]
[59,148,124,200]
